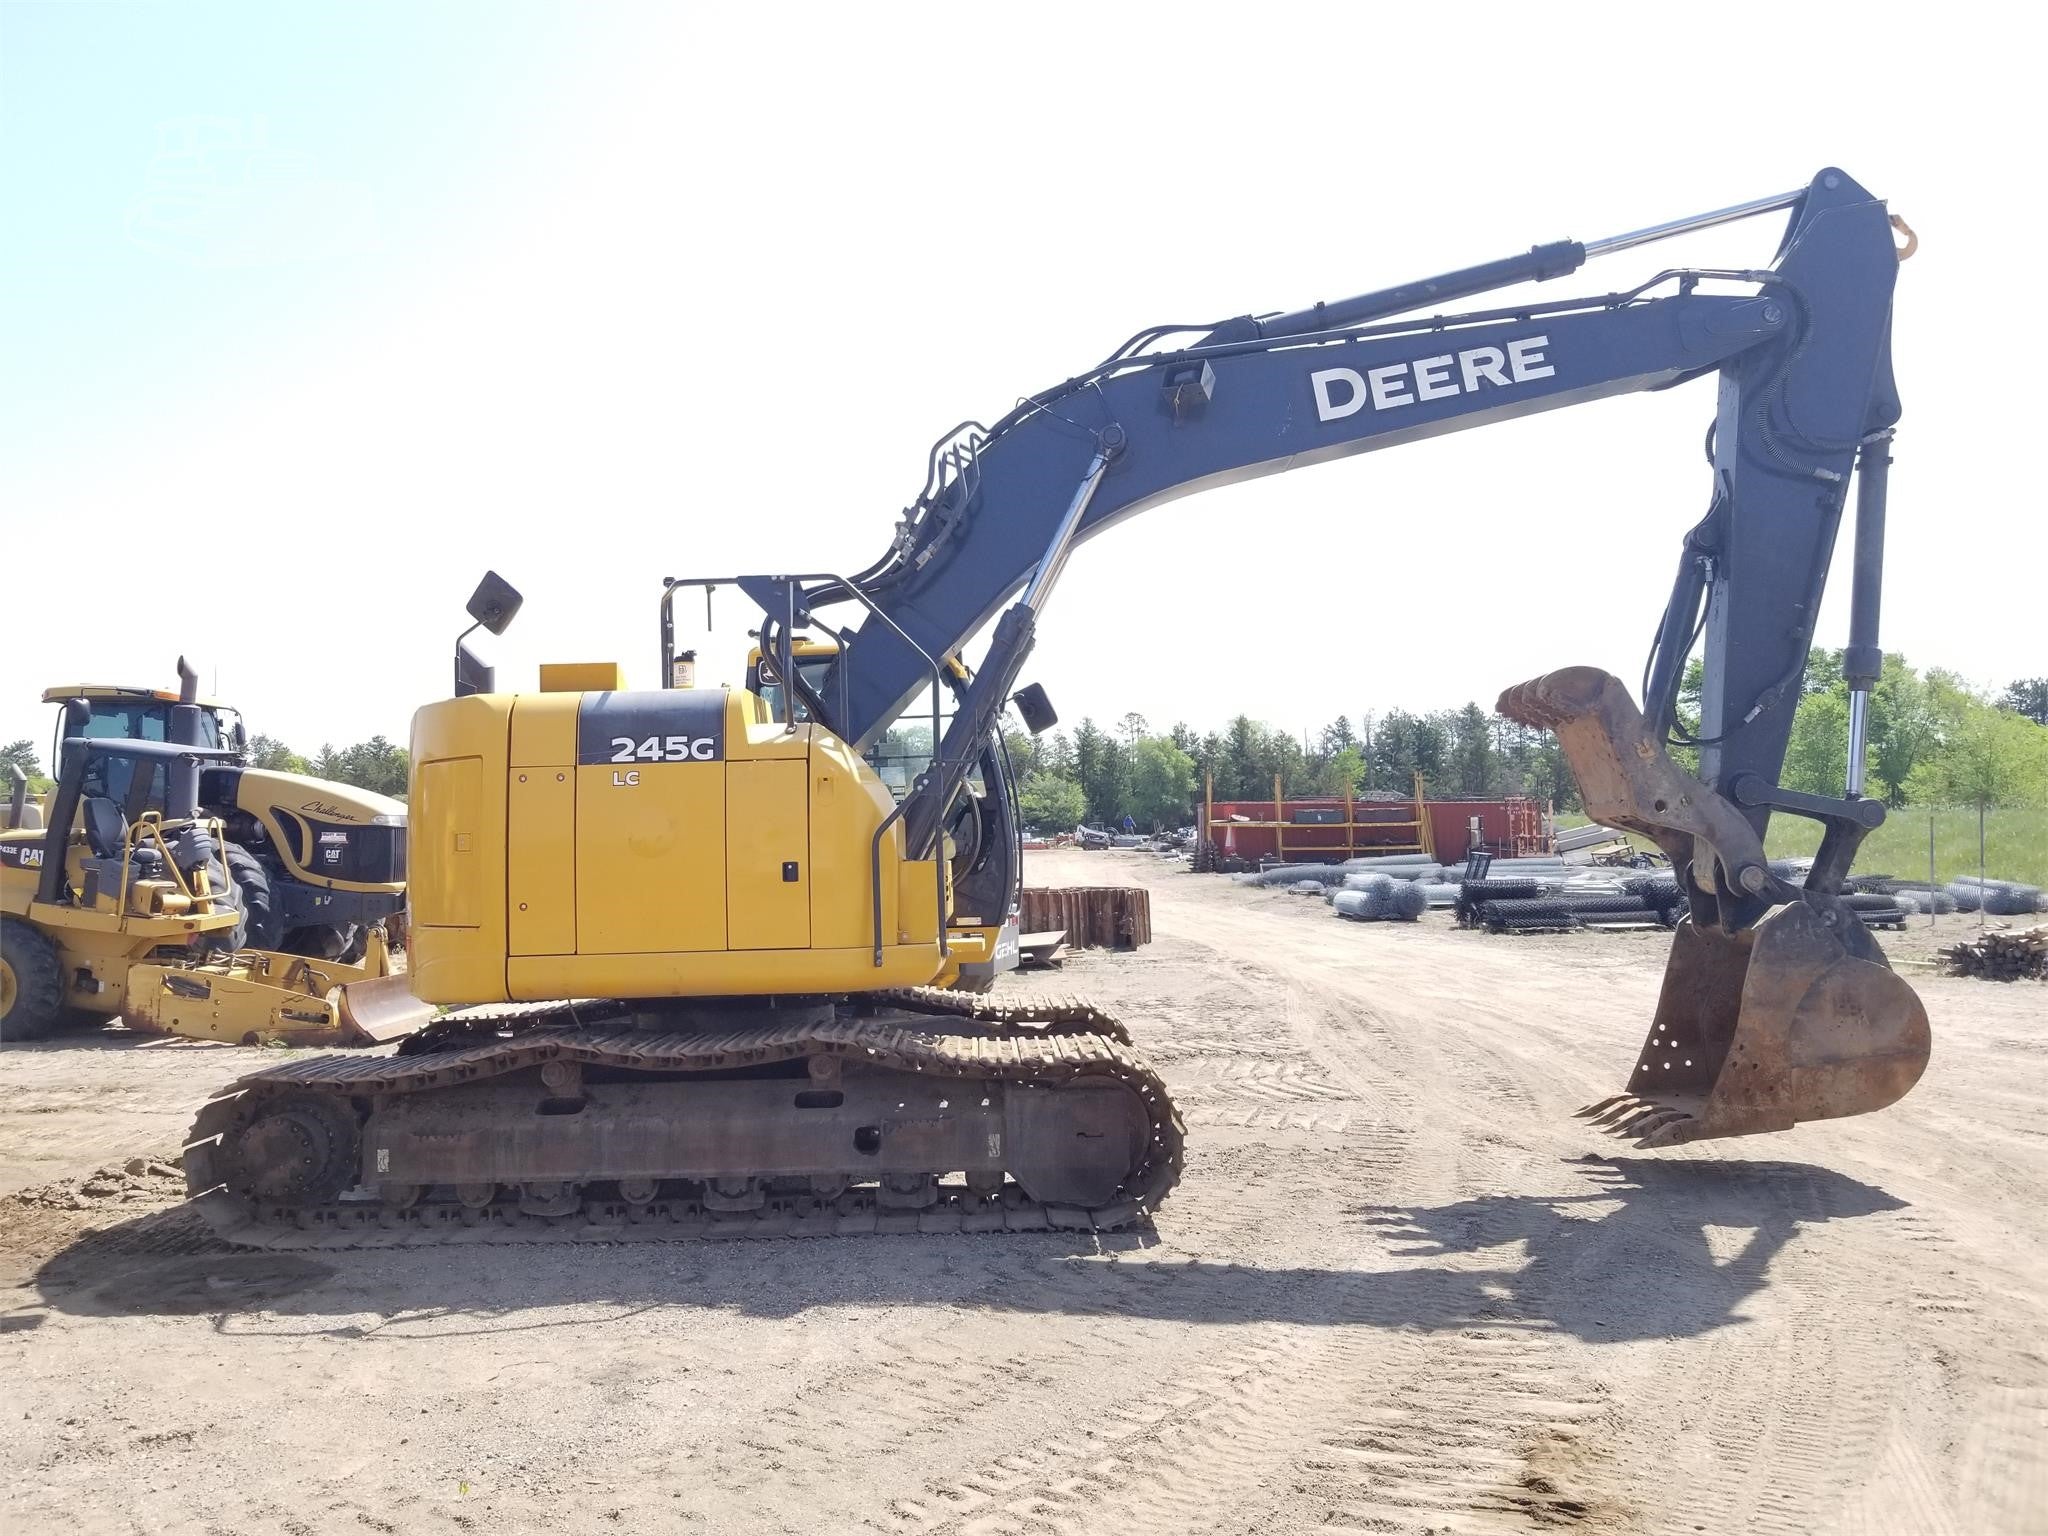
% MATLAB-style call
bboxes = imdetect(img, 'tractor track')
[182,995,1182,1248]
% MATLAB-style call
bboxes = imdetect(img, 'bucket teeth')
[1632,1113,1699,1148]
[1575,1094,1700,1146]
[1575,1095,1634,1121]
[1613,1104,1674,1138]
[1622,1106,1689,1138]
[1584,1097,1652,1128]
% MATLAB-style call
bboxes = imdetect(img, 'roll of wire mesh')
[1333,886,1390,921]
[1389,880,1430,921]
[1489,910,1584,933]
[1455,878,1544,923]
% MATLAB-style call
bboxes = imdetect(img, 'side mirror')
[455,638,496,699]
[455,572,520,696]
[466,571,524,636]
[1011,683,1058,736]
[230,719,248,756]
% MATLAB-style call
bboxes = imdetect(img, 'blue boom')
[690,167,1928,1149]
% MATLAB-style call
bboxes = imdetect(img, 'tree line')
[1002,662,2048,832]
[1003,706,1578,832]
[6,662,2037,832]
[0,734,410,800]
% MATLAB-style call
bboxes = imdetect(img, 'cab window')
[74,703,224,806]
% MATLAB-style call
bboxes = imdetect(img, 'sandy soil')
[1,849,2042,1536]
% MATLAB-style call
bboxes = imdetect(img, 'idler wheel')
[226,1095,360,1206]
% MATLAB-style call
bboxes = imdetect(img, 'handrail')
[655,570,951,965]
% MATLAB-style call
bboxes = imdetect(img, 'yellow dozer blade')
[122,926,433,1048]
[1499,666,1932,1148]
[332,972,436,1044]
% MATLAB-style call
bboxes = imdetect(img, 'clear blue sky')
[3,5,2039,764]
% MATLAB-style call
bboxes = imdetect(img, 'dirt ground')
[2,848,2043,1536]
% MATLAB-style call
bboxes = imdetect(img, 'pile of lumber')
[1019,887,1152,950]
[1939,926,2047,982]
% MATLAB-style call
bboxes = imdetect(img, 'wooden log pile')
[1019,887,1153,950]
[1939,926,2047,982]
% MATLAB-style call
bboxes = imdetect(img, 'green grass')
[1557,804,2047,886]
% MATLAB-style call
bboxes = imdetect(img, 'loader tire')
[197,857,249,954]
[0,921,64,1043]
[224,843,281,952]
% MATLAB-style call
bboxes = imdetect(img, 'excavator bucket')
[1499,665,1932,1148]
[1579,903,1930,1146]
[333,974,435,1044]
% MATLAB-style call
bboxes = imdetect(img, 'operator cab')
[41,686,245,806]
[746,635,838,725]
[747,638,987,803]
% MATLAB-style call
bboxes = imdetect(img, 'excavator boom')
[790,164,1923,1146]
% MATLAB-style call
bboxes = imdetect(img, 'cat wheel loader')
[2,682,429,1046]
[187,168,1930,1247]
[40,662,408,961]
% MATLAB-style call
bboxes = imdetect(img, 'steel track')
[183,995,1182,1250]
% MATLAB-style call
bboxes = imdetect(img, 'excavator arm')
[816,170,1896,806]
[761,166,1925,1146]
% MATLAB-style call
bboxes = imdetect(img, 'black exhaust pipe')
[167,656,204,821]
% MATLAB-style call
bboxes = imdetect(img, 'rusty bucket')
[1580,898,1931,1146]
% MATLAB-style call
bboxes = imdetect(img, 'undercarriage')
[183,990,1182,1247]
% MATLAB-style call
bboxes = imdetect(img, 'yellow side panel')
[727,759,809,950]
[412,757,483,927]
[507,769,575,955]
[509,693,579,768]
[539,661,626,694]
[575,762,725,953]
[808,731,901,951]
[407,695,512,1003]
[897,859,942,946]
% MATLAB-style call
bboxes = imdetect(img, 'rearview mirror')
[466,571,524,636]
[1011,683,1058,735]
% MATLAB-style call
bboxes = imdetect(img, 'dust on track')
[1,848,2042,1536]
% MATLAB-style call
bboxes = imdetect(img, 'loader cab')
[42,686,244,808]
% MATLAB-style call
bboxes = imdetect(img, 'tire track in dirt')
[877,1317,1325,1536]
[1167,1057,1357,1103]
[700,932,1393,1532]
[872,892,1617,1535]
[1303,1326,1611,1535]
[1143,884,1983,1534]
[1955,1387,2048,1536]
[1582,1152,1921,1536]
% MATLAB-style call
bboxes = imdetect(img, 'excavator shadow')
[19,1157,1903,1341]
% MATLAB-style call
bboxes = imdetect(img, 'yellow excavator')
[186,169,1930,1243]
